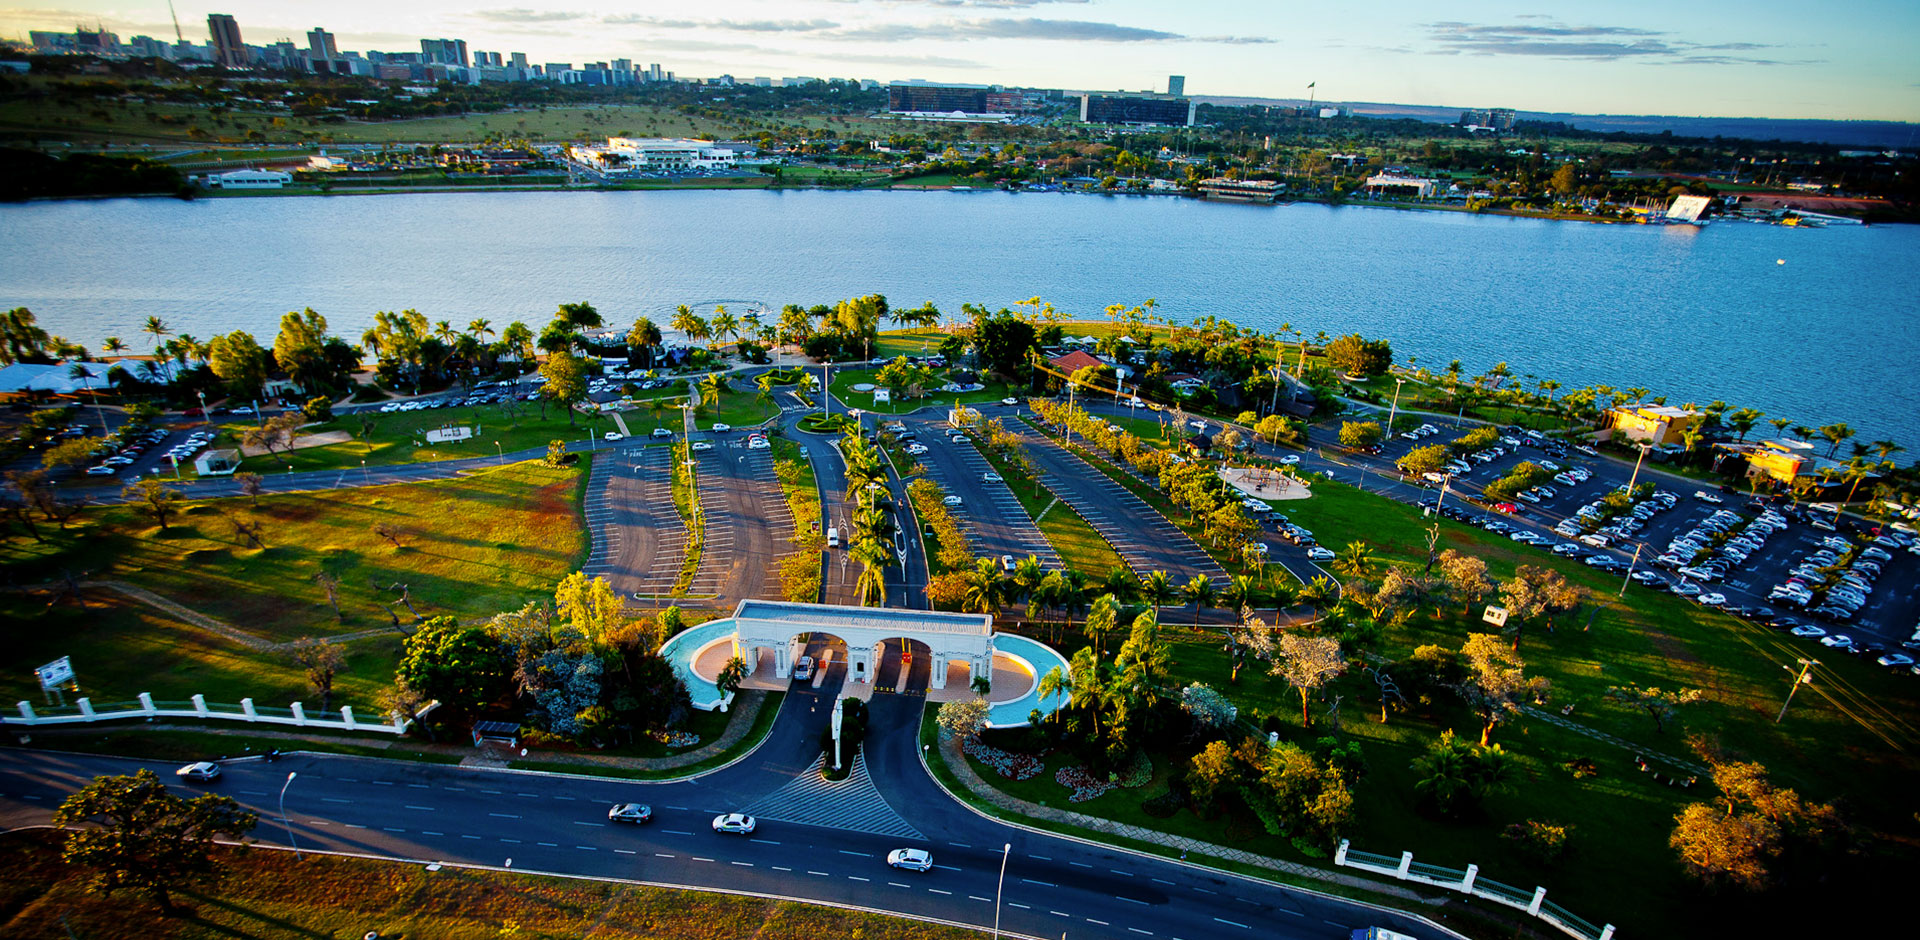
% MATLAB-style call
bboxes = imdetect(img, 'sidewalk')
[934,735,1440,904]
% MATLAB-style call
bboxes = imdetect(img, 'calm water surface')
[3,190,1916,448]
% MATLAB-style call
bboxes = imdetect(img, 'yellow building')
[1605,403,1705,446]
[1715,438,1870,489]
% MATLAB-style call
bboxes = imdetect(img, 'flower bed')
[1056,764,1116,802]
[651,730,701,749]
[963,737,1046,781]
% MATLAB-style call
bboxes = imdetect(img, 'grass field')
[208,398,624,475]
[0,460,589,649]
[956,450,1920,936]
[967,434,1127,578]
[0,828,981,940]
[9,726,457,765]
[702,388,780,429]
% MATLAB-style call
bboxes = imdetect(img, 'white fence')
[1336,840,1613,940]
[11,694,418,736]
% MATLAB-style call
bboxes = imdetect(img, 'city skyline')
[3,1,1917,121]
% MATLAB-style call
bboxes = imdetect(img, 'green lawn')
[872,329,950,358]
[211,398,623,475]
[967,433,1127,577]
[703,389,780,428]
[9,726,456,765]
[1,460,589,648]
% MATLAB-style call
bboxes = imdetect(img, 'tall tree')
[51,769,258,914]
[1272,633,1344,726]
[539,350,588,426]
[290,637,348,712]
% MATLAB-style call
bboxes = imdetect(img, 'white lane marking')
[1213,918,1250,929]
[1070,862,1094,869]
[1051,911,1071,918]
[772,866,792,872]
[1009,903,1031,910]
[693,857,714,863]
[1116,896,1148,905]
[553,796,577,801]
[239,789,270,796]
[500,838,522,844]
[488,813,521,819]
[443,787,465,792]
[615,849,637,855]
[576,846,598,851]
[344,824,367,829]
[1020,878,1055,887]
[1129,929,1154,935]
[405,805,435,811]
[848,876,870,882]
[1278,909,1304,916]
[1029,854,1051,861]
[336,777,359,783]
[479,789,502,794]
[750,838,780,845]
[1152,878,1175,885]
[515,792,540,798]
[1088,918,1111,926]
[573,821,605,827]
[662,829,693,835]
[382,827,405,833]
[969,896,992,902]
[731,861,753,867]
[1323,921,1349,929]
[1195,887,1216,895]
[888,882,911,888]
[666,804,691,811]
[839,850,872,857]
[322,798,353,804]
[306,820,329,826]
[933,864,962,872]
[1110,869,1133,876]
[370,781,394,786]
[537,842,559,847]
[461,835,482,840]
[949,841,973,848]
[930,889,952,895]
[808,871,830,876]
[655,853,676,859]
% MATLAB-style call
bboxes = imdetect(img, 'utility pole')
[1618,543,1643,596]
[1386,376,1406,435]
[1776,659,1817,723]
[991,842,1012,940]
[1624,441,1652,494]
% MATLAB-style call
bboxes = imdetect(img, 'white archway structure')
[728,600,994,690]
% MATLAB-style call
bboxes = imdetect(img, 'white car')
[905,444,929,455]
[1790,624,1827,638]
[712,423,732,433]
[603,432,625,441]
[1693,490,1723,504]
[942,495,963,506]
[1001,554,1016,571]
[691,441,714,451]
[1279,455,1300,465]
[887,848,934,872]
[1878,653,1915,668]
[1000,397,1018,406]
[1306,546,1336,561]
[176,761,221,782]
[1819,635,1853,649]
[792,656,815,681]
[608,803,653,824]
[711,813,757,834]
[651,428,673,438]
[1696,592,1727,607]
[747,436,770,450]
[85,465,117,476]
[982,471,1003,483]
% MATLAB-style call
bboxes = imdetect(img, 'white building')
[570,137,738,174]
[1363,173,1438,199]
[205,169,292,189]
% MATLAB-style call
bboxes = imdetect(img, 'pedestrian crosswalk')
[742,752,923,840]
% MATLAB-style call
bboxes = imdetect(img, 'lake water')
[3,189,1917,450]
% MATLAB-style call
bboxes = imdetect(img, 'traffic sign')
[34,656,74,690]
[1481,605,1509,627]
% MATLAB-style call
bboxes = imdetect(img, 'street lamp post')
[991,841,1012,940]
[1776,658,1818,723]
[495,440,503,465]
[278,771,299,857]
[1624,442,1652,494]
[1387,377,1407,435]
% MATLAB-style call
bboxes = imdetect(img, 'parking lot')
[583,445,693,597]
[1360,418,1920,659]
[899,416,1061,571]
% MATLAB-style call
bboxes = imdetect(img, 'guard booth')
[471,720,519,748]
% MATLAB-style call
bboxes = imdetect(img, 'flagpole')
[1307,81,1316,111]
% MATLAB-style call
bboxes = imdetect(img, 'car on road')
[176,761,221,783]
[1696,592,1728,607]
[651,428,673,438]
[1278,455,1300,465]
[85,465,116,476]
[691,441,714,451]
[712,423,732,433]
[793,656,815,681]
[1820,634,1854,649]
[1790,624,1828,638]
[982,471,1003,483]
[1306,546,1336,561]
[1000,397,1018,406]
[711,813,757,834]
[887,848,934,872]
[1878,653,1915,668]
[1693,490,1723,504]
[747,436,770,449]
[942,495,963,506]
[1000,555,1016,572]
[603,432,624,441]
[608,803,653,824]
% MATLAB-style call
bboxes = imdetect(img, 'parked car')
[1306,546,1336,561]
[982,471,1003,483]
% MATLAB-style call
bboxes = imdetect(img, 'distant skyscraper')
[207,13,246,68]
[509,52,528,70]
[1168,75,1185,97]
[307,27,337,59]
[420,38,468,68]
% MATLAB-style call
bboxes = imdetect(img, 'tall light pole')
[1386,376,1407,435]
[495,440,503,465]
[1776,658,1817,723]
[1624,441,1652,494]
[278,771,300,857]
[991,841,1012,940]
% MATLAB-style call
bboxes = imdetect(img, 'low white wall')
[13,693,418,736]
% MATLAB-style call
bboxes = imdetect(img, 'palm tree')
[1067,646,1111,738]
[1335,541,1377,580]
[1035,666,1072,721]
[711,308,739,348]
[1298,575,1336,613]
[1182,574,1216,628]
[1819,422,1855,458]
[1869,440,1905,461]
[101,336,127,356]
[142,316,171,379]
[628,317,663,367]
[852,540,891,607]
[962,557,1006,614]
[647,397,670,434]
[468,319,494,343]
[69,363,109,435]
[1012,555,1045,603]
[1767,417,1793,440]
[1141,570,1173,610]
[1221,574,1260,621]
[1268,578,1299,624]
[1099,566,1138,604]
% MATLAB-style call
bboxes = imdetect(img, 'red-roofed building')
[1048,350,1103,375]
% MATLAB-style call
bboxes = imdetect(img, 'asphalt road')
[0,687,1455,940]
[901,410,1064,572]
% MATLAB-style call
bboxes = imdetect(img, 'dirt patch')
[238,429,350,457]
[1645,628,1701,664]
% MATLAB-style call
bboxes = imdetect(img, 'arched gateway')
[728,600,994,690]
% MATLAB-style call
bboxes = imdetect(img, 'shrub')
[1503,819,1574,864]
[1140,790,1184,819]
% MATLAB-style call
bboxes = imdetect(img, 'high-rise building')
[420,38,468,68]
[888,80,993,113]
[1080,92,1194,126]
[207,13,247,68]
[307,27,336,59]
[510,52,529,70]
[1167,75,1185,96]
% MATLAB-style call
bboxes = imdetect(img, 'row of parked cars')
[1767,532,1901,623]
[1560,482,1667,545]
[85,425,213,477]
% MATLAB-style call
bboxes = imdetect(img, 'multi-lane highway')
[1,675,1455,940]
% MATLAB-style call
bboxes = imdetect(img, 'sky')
[5,1,1917,121]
